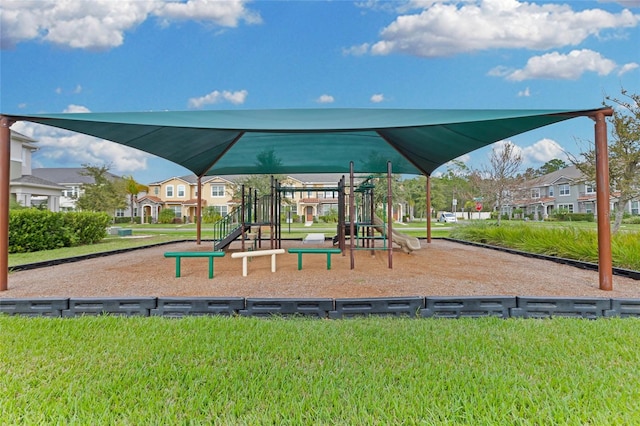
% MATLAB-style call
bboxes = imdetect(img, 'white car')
[438,212,457,223]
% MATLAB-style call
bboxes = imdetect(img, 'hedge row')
[9,210,111,253]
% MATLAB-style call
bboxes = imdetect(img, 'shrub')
[202,207,223,224]
[450,222,640,271]
[114,216,141,224]
[9,209,109,253]
[158,209,176,224]
[553,212,594,222]
[622,216,640,225]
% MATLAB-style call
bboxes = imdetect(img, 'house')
[140,173,355,224]
[512,165,639,219]
[9,131,64,211]
[31,168,134,218]
[139,175,235,224]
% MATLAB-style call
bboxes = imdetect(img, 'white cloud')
[158,0,262,26]
[521,138,567,163]
[490,138,567,166]
[370,93,385,103]
[342,43,370,56]
[455,153,471,164]
[618,62,639,75]
[354,0,639,57]
[64,104,91,113]
[12,105,151,174]
[0,0,261,50]
[492,49,618,81]
[187,89,248,108]
[517,87,531,97]
[316,94,335,104]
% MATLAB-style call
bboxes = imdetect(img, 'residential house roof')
[526,165,585,188]
[10,174,64,189]
[32,167,120,185]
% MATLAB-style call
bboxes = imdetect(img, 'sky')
[1,0,639,184]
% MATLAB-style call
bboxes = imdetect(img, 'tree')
[402,175,427,219]
[75,164,127,217]
[123,175,148,223]
[571,89,640,233]
[537,158,567,176]
[480,142,523,225]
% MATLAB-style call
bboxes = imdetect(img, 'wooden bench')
[231,249,285,277]
[164,251,225,279]
[287,248,342,270]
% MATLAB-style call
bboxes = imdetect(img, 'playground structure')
[212,161,421,270]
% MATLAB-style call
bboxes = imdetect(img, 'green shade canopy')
[6,108,604,176]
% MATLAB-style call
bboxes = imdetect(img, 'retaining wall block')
[151,297,245,317]
[604,298,640,318]
[240,298,334,318]
[421,296,516,319]
[62,297,157,317]
[329,297,424,319]
[512,297,611,319]
[0,298,68,317]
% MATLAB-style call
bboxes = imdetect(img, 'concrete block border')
[240,298,334,318]
[2,296,640,319]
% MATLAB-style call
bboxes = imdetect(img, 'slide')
[372,215,422,254]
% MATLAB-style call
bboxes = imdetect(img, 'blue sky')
[2,0,639,184]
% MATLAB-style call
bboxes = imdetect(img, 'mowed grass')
[8,222,449,267]
[451,222,640,271]
[2,316,640,424]
[8,235,184,268]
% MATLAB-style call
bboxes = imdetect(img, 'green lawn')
[8,221,450,267]
[1,316,639,424]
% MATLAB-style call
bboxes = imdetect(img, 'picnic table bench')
[164,251,225,279]
[231,249,285,277]
[287,248,342,270]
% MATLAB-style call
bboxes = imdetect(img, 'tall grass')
[450,222,640,271]
[1,316,640,424]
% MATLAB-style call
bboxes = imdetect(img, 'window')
[172,206,182,217]
[211,184,225,197]
[632,201,639,215]
[166,185,174,197]
[321,204,338,215]
[559,184,570,196]
[154,187,159,196]
[585,203,594,214]
[585,183,595,194]
[212,205,228,216]
[62,186,79,198]
[548,186,554,197]
[115,208,126,217]
[531,188,540,199]
[557,203,574,213]
[177,184,186,198]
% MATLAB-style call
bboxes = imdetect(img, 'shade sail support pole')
[196,175,202,245]
[592,109,614,291]
[426,175,432,244]
[387,161,393,269]
[1,116,14,291]
[349,161,355,270]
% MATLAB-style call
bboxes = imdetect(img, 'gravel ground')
[3,239,639,299]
